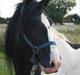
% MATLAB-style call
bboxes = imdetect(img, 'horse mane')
[6,3,23,50]
[5,3,23,74]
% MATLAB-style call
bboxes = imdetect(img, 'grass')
[54,25,80,43]
[0,32,14,75]
[0,24,80,75]
[0,25,10,75]
[0,32,5,52]
[0,52,8,75]
[0,25,15,75]
[0,31,8,75]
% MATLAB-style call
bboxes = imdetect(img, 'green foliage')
[71,14,80,24]
[48,3,65,24]
[0,17,10,24]
[64,14,80,24]
[47,0,75,24]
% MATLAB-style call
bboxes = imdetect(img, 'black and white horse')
[41,27,80,75]
[5,0,61,75]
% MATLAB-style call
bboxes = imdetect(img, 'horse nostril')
[51,62,55,67]
[55,70,58,73]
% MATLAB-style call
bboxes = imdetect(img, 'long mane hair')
[5,0,50,74]
[5,3,23,74]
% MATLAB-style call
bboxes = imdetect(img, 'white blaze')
[36,0,42,2]
[41,13,60,62]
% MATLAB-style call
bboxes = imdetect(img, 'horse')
[41,27,80,75]
[5,0,61,75]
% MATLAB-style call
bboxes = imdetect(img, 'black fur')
[67,41,80,49]
[5,0,51,75]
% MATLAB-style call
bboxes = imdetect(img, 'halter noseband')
[21,32,56,64]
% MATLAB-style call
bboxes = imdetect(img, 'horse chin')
[41,66,58,74]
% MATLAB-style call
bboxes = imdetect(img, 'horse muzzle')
[41,59,61,74]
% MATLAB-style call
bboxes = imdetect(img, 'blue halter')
[21,32,56,64]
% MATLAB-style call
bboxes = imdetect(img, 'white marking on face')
[41,13,60,63]
[36,0,42,2]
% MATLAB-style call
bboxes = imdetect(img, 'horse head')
[5,0,61,74]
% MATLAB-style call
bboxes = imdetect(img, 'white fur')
[41,13,60,63]
[41,27,80,75]
[41,13,80,75]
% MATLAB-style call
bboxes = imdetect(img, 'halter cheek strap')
[21,32,56,64]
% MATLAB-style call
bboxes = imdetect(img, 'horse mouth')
[41,66,59,74]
